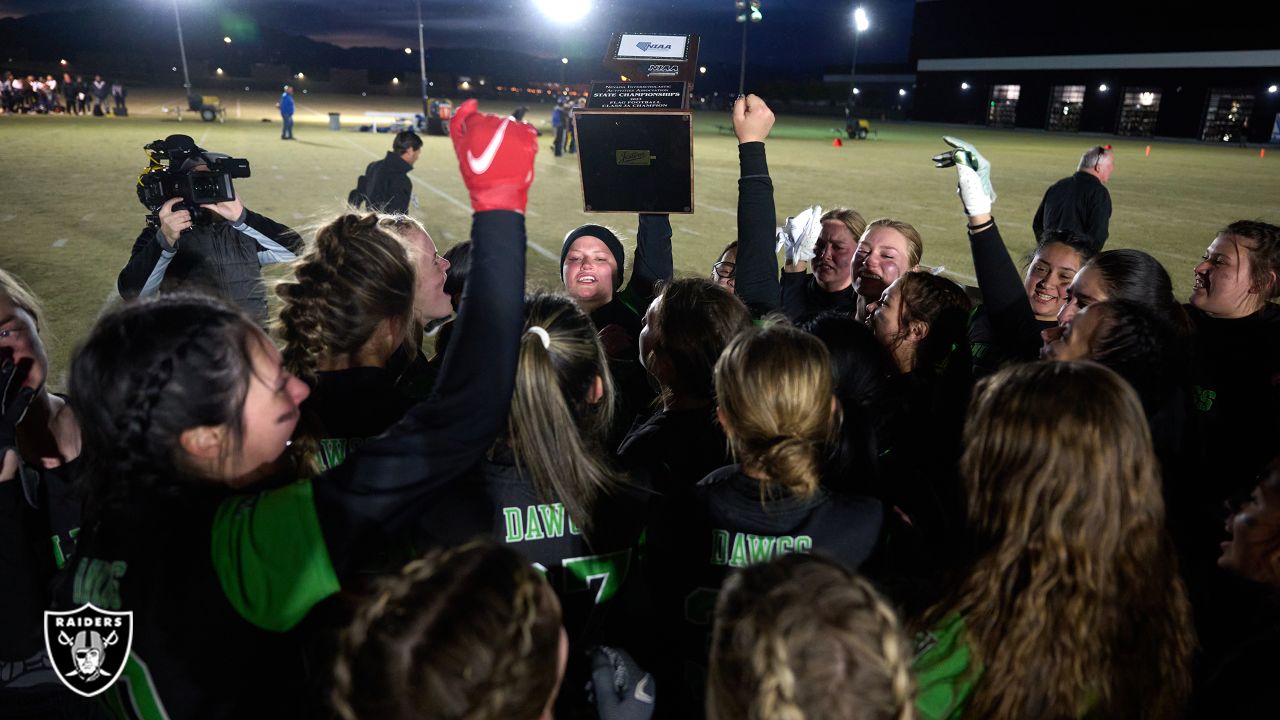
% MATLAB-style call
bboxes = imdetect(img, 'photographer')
[117,137,302,326]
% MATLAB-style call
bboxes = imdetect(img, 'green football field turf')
[1,88,1277,387]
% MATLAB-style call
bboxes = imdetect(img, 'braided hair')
[275,212,416,387]
[332,540,564,720]
[70,293,260,520]
[708,554,915,720]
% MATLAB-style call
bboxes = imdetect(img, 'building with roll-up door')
[910,0,1280,144]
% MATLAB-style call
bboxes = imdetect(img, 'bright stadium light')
[59,58,68,66]
[561,57,569,64]
[1098,83,1109,92]
[1270,84,1279,94]
[898,88,907,96]
[961,82,970,90]
[848,6,869,108]
[700,66,707,74]
[216,67,223,75]
[534,0,590,24]
[853,7,869,33]
[405,47,412,54]
[223,36,231,43]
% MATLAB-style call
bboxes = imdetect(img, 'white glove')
[932,136,996,217]
[956,165,992,217]
[775,204,824,264]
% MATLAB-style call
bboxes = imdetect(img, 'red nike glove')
[450,99,538,214]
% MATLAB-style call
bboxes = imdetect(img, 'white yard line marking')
[698,201,736,217]
[51,239,68,248]
[939,269,977,283]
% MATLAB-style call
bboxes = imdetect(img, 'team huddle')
[2,95,1278,720]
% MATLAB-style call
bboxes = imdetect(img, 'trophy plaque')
[574,33,699,214]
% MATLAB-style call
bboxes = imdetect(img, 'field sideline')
[1,88,1277,387]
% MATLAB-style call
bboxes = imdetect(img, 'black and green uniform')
[1,457,99,717]
[54,210,528,719]
[617,406,731,496]
[590,213,673,441]
[305,366,414,472]
[779,272,858,324]
[413,446,651,717]
[1185,302,1280,500]
[913,613,980,720]
[660,465,883,716]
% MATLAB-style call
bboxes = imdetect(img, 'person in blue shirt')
[278,84,295,140]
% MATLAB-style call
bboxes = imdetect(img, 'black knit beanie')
[560,224,626,291]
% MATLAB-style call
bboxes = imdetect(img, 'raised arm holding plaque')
[574,33,699,214]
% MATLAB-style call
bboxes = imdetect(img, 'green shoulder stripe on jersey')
[616,285,643,316]
[211,479,341,632]
[913,613,981,720]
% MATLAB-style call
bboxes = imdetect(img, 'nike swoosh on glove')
[775,204,824,264]
[450,99,539,214]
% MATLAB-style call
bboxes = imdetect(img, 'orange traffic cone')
[832,137,843,147]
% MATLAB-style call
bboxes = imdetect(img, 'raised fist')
[450,99,539,214]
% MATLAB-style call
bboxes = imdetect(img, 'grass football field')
[1,88,1277,388]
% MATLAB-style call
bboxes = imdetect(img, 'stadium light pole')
[736,1,763,96]
[416,0,429,117]
[171,0,192,96]
[849,6,869,108]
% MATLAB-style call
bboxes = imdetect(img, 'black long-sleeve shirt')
[1032,171,1112,251]
[966,220,1053,373]
[732,142,780,316]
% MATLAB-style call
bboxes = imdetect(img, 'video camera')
[137,134,251,228]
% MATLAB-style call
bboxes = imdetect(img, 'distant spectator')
[91,74,107,116]
[61,72,76,113]
[74,74,88,114]
[111,80,126,115]
[551,99,566,157]
[278,84,295,140]
[1033,144,1114,252]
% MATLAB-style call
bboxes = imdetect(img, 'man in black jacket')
[1032,144,1114,251]
[118,148,302,327]
[354,130,422,215]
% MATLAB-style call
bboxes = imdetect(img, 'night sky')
[0,0,916,74]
